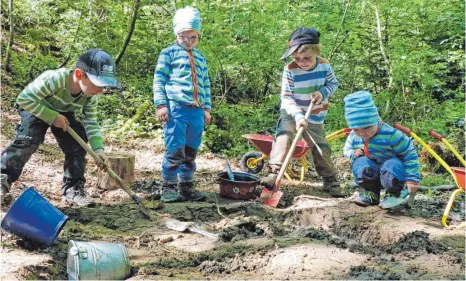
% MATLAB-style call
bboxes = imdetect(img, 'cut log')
[97,152,135,190]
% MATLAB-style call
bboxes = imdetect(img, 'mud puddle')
[2,183,465,280]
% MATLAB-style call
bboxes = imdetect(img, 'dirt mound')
[218,221,265,242]
[348,265,401,280]
[384,230,447,254]
[389,195,465,221]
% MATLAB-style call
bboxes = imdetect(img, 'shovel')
[379,188,410,209]
[225,162,235,181]
[261,100,315,207]
[165,219,218,239]
[66,127,152,220]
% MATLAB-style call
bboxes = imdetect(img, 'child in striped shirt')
[153,6,211,203]
[343,91,420,206]
[261,27,344,197]
[0,49,121,206]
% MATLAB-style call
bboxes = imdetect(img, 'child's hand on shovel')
[406,182,419,195]
[94,149,109,170]
[311,91,323,105]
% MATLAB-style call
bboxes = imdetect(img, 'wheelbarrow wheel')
[240,151,264,174]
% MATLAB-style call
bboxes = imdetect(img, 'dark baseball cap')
[76,48,121,88]
[281,28,320,60]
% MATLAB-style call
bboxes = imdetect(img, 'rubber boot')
[323,177,346,198]
[160,182,183,203]
[179,181,206,201]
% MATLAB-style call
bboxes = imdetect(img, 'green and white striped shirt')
[16,68,103,150]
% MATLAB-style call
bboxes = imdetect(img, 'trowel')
[165,219,218,240]
[379,189,410,209]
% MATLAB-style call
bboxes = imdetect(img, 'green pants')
[269,109,337,179]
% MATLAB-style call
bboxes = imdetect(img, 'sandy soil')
[1,110,465,280]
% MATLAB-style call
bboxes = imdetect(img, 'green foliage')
[202,95,280,156]
[1,0,464,161]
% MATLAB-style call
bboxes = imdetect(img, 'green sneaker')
[353,191,380,207]
[179,182,206,201]
[160,183,183,203]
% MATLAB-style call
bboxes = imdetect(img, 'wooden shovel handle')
[273,101,315,191]
[66,127,144,205]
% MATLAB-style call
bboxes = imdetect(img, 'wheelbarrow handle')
[66,127,152,219]
[429,130,444,141]
[393,122,411,135]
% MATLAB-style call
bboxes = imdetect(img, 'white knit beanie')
[173,6,202,35]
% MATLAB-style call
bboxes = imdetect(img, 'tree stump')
[97,152,135,190]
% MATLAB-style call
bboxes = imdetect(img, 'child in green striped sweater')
[1,49,121,206]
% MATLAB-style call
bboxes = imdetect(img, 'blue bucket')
[1,187,68,246]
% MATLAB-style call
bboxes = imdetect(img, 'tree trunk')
[97,152,135,190]
[4,0,14,71]
[374,0,393,88]
[115,0,141,66]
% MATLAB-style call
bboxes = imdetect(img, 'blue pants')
[162,101,204,184]
[352,156,405,196]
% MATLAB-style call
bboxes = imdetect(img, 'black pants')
[1,109,88,187]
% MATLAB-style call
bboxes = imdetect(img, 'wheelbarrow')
[394,123,465,228]
[241,128,351,183]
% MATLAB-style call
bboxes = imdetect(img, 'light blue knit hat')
[173,6,202,35]
[344,91,380,128]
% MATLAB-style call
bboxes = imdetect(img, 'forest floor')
[1,109,465,280]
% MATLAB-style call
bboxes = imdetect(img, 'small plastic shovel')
[379,189,410,209]
[165,219,218,239]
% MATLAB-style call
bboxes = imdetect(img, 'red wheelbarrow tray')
[243,134,310,158]
[452,167,465,190]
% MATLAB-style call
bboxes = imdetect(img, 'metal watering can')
[67,240,131,280]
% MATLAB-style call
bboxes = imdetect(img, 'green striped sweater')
[16,68,103,150]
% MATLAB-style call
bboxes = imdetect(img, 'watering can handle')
[393,123,411,135]
[429,130,444,141]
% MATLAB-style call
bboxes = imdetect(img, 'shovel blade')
[260,188,283,207]
[379,196,410,209]
[165,219,193,232]
[379,189,410,209]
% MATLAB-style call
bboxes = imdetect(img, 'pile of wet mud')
[348,265,401,280]
[219,221,265,242]
[404,196,464,220]
[383,230,447,254]
[132,179,162,199]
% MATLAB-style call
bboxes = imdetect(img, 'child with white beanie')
[343,91,420,206]
[153,6,211,203]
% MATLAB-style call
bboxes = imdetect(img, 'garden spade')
[165,219,218,239]
[379,189,410,209]
[66,127,153,220]
[261,100,315,207]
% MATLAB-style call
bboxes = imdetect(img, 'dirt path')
[1,111,465,280]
